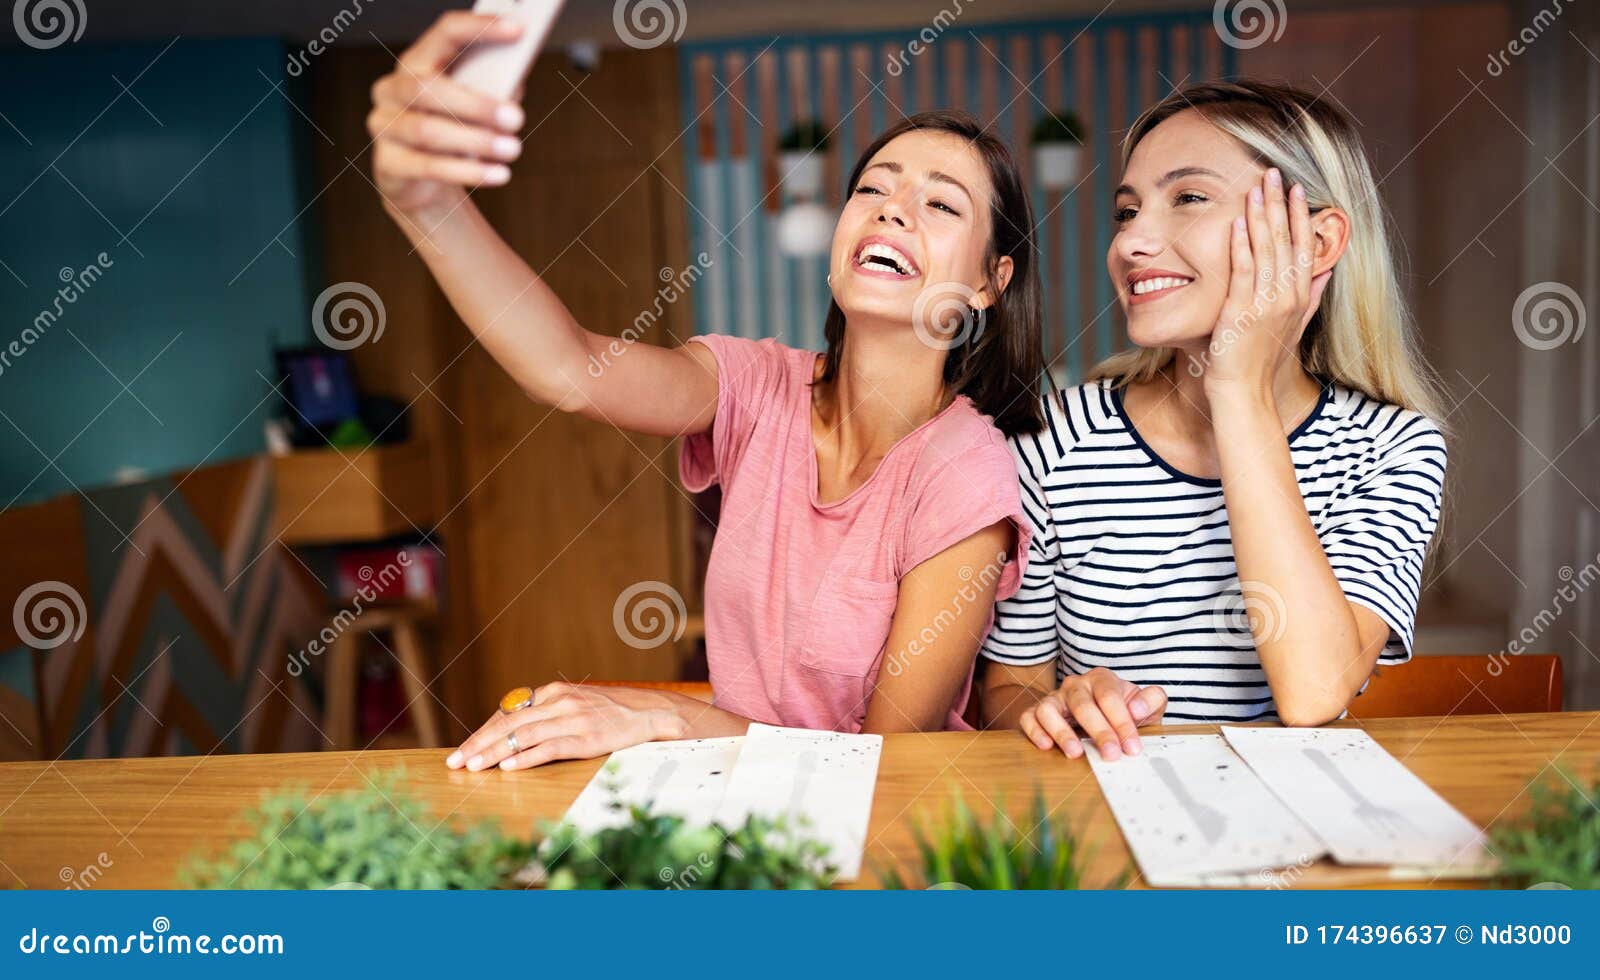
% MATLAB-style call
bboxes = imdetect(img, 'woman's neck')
[813,323,952,460]
[1162,350,1323,434]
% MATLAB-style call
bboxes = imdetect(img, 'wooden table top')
[2,711,1596,890]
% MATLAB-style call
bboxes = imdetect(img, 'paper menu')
[1086,735,1327,886]
[714,724,883,880]
[553,724,883,882]
[1221,726,1490,872]
[559,735,744,832]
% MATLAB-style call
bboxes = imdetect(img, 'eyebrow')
[1114,166,1226,198]
[860,161,974,203]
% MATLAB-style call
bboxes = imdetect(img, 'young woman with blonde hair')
[980,80,1449,758]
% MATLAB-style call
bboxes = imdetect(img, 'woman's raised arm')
[369,11,719,438]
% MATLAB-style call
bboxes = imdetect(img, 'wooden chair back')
[1349,654,1563,718]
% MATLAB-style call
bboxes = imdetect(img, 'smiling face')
[1108,109,1267,350]
[829,130,1007,335]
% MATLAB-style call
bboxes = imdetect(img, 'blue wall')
[0,38,316,507]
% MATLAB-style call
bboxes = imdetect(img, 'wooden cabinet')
[271,442,437,544]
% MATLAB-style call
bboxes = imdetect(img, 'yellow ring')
[499,686,533,715]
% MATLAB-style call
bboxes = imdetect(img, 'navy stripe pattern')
[980,379,1448,723]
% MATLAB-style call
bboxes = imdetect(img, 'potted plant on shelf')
[776,119,834,257]
[1031,109,1086,191]
[777,119,831,200]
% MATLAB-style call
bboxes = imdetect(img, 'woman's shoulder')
[687,334,818,394]
[999,378,1123,467]
[688,332,813,366]
[1318,382,1448,462]
[911,396,1020,487]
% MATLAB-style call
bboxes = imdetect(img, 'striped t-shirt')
[979,378,1447,723]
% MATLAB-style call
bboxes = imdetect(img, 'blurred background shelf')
[271,442,438,545]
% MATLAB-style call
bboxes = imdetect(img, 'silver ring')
[505,730,520,754]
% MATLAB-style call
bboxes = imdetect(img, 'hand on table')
[1018,667,1167,762]
[446,682,685,772]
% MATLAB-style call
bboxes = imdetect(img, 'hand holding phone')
[450,0,565,101]
[369,6,562,216]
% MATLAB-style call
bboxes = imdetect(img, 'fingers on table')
[1129,685,1168,723]
[1089,675,1143,760]
[448,699,563,770]
[1065,682,1123,759]
[1030,693,1081,757]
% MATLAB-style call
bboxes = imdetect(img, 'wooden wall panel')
[305,45,697,734]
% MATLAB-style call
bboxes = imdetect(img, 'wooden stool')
[323,603,443,750]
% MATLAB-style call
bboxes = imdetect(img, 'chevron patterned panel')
[34,457,326,759]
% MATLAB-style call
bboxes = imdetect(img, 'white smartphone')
[450,0,565,101]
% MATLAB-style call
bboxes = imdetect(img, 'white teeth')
[1131,276,1192,295]
[857,242,917,276]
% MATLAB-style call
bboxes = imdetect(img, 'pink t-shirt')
[679,334,1029,733]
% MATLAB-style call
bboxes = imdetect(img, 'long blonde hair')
[1087,80,1449,434]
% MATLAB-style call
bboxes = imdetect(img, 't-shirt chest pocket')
[800,572,900,671]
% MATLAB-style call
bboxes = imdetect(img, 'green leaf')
[875,787,1121,890]
[178,768,536,890]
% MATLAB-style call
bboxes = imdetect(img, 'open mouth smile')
[852,236,921,280]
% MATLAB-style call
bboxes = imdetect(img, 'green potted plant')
[179,770,535,889]
[775,118,834,256]
[878,790,1123,890]
[180,766,837,890]
[1031,109,1086,191]
[1489,767,1600,889]
[777,118,831,201]
[530,805,835,889]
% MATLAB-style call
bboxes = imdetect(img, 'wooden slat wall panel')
[680,13,1232,382]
